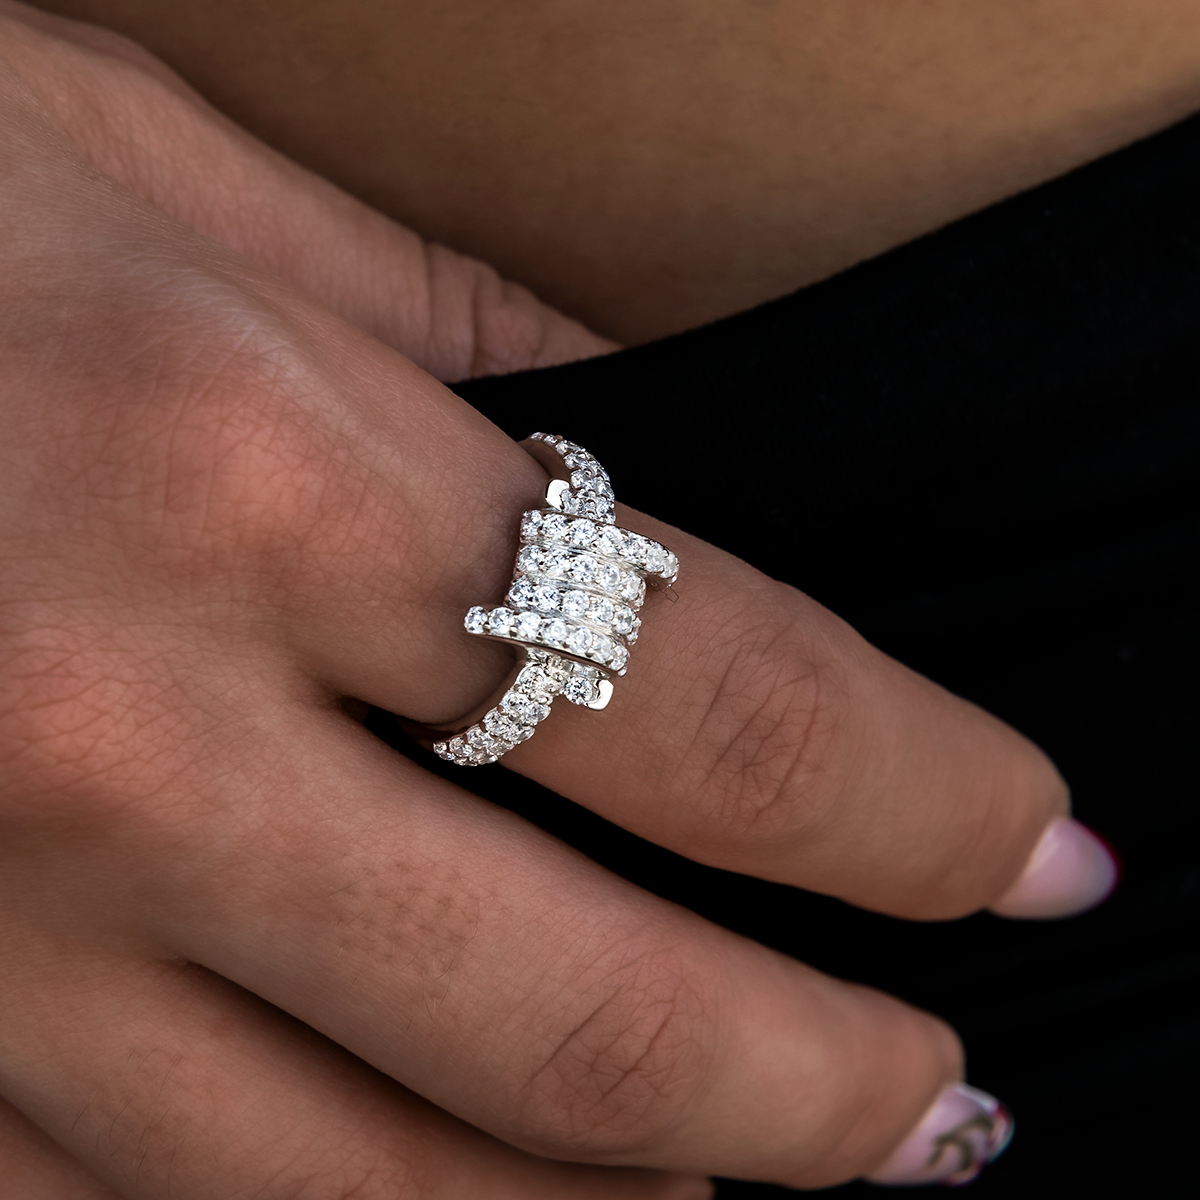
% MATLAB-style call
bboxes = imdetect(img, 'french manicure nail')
[989,817,1119,919]
[865,1083,1013,1187]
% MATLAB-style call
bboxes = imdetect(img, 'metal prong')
[545,478,570,509]
[586,679,615,710]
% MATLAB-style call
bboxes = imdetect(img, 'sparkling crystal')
[567,626,592,655]
[597,525,626,556]
[467,727,495,750]
[562,589,589,618]
[544,434,560,445]
[619,573,641,601]
[543,618,569,646]
[487,607,514,634]
[517,545,540,574]
[517,668,553,704]
[513,724,535,742]
[541,513,570,541]
[570,554,598,583]
[484,710,520,741]
[555,439,571,455]
[664,552,680,578]
[596,562,622,591]
[589,597,614,626]
[563,675,599,705]
[646,544,667,575]
[569,519,596,547]
[612,607,634,635]
[514,611,542,641]
[432,741,448,756]
[590,634,614,663]
[542,546,571,576]
[627,617,640,643]
[520,510,543,540]
[618,534,639,560]
[571,467,597,489]
[464,606,487,634]
[449,736,467,756]
[533,583,561,610]
[611,644,629,672]
[508,579,535,609]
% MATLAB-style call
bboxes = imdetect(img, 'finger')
[41,686,968,1190]
[0,1095,121,1200]
[0,2,616,380]
[0,924,709,1200]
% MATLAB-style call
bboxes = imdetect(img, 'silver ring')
[430,433,679,767]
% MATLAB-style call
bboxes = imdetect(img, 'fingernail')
[989,817,1119,919]
[865,1083,1013,1187]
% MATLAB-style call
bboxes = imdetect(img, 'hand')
[0,4,1114,1196]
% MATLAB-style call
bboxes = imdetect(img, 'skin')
[27,0,1200,341]
[0,3,1121,1196]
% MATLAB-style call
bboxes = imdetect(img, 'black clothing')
[390,112,1200,1195]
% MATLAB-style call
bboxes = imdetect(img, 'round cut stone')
[514,611,542,641]
[533,584,561,610]
[517,545,540,574]
[567,626,593,655]
[589,597,615,626]
[619,573,641,601]
[590,634,614,663]
[464,606,487,634]
[487,607,514,635]
[520,510,543,540]
[570,554,598,583]
[612,607,634,635]
[484,710,520,741]
[542,546,572,576]
[597,563,622,591]
[508,579,535,609]
[563,675,599,706]
[646,545,667,575]
[543,618,569,646]
[541,513,570,541]
[611,644,629,672]
[562,590,589,618]
[597,526,626,557]
[569,519,596,547]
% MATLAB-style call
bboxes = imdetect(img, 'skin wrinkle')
[686,607,838,846]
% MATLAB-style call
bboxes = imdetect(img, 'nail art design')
[865,1083,1013,1187]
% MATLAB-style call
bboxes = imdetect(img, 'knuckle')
[686,597,847,845]
[522,944,714,1156]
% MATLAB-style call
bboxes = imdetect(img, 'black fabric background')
[373,112,1200,1195]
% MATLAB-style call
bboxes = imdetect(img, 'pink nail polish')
[865,1083,1013,1187]
[989,817,1119,919]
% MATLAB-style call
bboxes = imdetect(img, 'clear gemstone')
[533,583,561,611]
[562,589,589,618]
[467,727,494,750]
[627,617,640,643]
[597,525,626,556]
[514,611,541,641]
[464,606,487,634]
[597,562,622,591]
[449,736,467,756]
[569,519,596,547]
[516,666,553,702]
[612,607,634,635]
[567,626,593,655]
[664,552,679,578]
[570,554,598,583]
[563,675,599,705]
[513,724,535,742]
[555,440,571,455]
[619,574,641,601]
[540,653,571,683]
[589,597,614,626]
[619,534,639,560]
[485,710,519,741]
[487,607,514,634]
[543,618,569,646]
[611,644,629,672]
[542,546,571,576]
[520,510,543,540]
[646,545,667,575]
[432,741,448,756]
[517,545,540,574]
[591,634,614,663]
[508,579,535,609]
[571,467,596,488]
[541,513,570,541]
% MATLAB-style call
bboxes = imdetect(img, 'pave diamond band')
[430,434,677,767]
